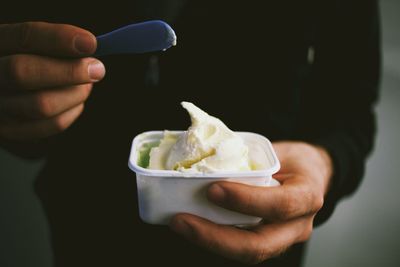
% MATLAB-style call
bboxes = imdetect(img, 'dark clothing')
[1,0,380,266]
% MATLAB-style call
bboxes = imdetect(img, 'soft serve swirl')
[149,102,251,173]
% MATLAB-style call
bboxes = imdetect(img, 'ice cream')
[148,102,252,173]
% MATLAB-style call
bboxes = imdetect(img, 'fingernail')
[170,217,193,239]
[74,34,96,54]
[207,184,226,203]
[88,60,105,81]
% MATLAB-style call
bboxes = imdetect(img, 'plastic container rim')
[128,130,280,178]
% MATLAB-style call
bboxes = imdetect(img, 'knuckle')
[312,194,324,213]
[52,114,69,132]
[34,94,54,117]
[66,62,78,82]
[66,59,87,83]
[7,55,38,89]
[52,104,83,132]
[300,182,324,214]
[279,191,298,219]
[300,186,316,213]
[7,55,26,87]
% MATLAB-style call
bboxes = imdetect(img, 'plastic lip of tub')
[128,131,280,226]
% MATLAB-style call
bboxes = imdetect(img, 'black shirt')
[1,1,380,266]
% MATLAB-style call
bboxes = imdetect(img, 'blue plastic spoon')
[95,20,177,56]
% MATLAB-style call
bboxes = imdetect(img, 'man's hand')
[170,141,333,264]
[0,22,105,141]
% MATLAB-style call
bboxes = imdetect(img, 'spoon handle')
[95,20,176,56]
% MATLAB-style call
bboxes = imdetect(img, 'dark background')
[1,1,399,266]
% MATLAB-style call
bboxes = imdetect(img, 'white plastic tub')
[128,131,280,226]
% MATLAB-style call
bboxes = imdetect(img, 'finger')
[0,22,96,57]
[207,181,324,221]
[0,83,92,120]
[0,103,84,141]
[170,213,262,264]
[170,213,312,264]
[0,55,105,91]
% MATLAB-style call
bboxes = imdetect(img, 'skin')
[0,22,105,141]
[1,21,333,265]
[170,141,333,264]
